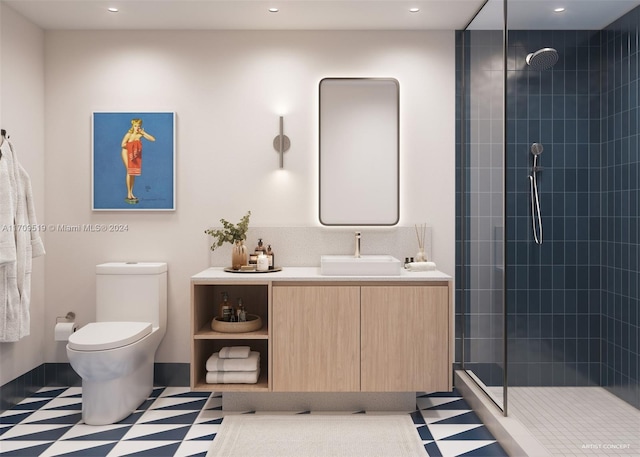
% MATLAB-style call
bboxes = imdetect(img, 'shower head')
[526,48,559,71]
[531,143,544,156]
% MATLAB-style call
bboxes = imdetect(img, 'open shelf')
[191,282,270,392]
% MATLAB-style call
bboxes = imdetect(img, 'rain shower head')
[526,48,559,71]
[531,143,544,156]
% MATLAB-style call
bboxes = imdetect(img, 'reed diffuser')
[414,223,427,262]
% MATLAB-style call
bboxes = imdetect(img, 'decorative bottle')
[267,245,275,270]
[237,299,247,322]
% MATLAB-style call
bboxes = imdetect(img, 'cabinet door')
[272,286,360,392]
[361,286,450,392]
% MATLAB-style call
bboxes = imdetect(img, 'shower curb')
[454,370,552,457]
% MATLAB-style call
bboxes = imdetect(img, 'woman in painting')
[121,118,155,203]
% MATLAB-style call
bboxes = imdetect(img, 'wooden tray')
[224,267,282,274]
[211,314,262,333]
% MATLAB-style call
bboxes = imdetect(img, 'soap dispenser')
[255,238,266,254]
[266,245,275,270]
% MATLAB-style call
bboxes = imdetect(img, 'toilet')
[67,262,167,425]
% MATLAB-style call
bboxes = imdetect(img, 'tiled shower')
[456,0,639,416]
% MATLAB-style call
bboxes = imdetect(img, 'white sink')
[320,255,402,276]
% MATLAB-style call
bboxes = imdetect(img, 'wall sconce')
[272,116,291,168]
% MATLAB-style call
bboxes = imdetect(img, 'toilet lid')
[67,322,152,351]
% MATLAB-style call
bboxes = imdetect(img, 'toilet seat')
[68,322,152,351]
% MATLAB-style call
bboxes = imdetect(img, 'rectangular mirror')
[319,78,399,226]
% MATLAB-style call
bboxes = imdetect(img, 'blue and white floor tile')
[0,386,507,456]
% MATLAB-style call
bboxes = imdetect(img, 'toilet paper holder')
[56,311,76,323]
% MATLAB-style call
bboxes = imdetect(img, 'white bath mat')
[207,414,427,457]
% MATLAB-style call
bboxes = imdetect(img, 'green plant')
[204,211,251,251]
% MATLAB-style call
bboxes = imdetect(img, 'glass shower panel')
[501,0,640,452]
[460,0,506,411]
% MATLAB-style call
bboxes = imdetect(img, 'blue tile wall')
[601,7,640,408]
[505,28,603,389]
[456,5,640,409]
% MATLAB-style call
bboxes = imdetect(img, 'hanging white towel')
[0,140,45,342]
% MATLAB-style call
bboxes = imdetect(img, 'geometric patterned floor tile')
[108,440,182,457]
[174,440,210,457]
[42,397,83,411]
[436,440,499,456]
[114,411,145,425]
[424,440,444,456]
[148,398,209,411]
[21,410,83,425]
[31,388,69,398]
[443,425,498,441]
[427,423,484,441]
[0,441,55,456]
[420,409,472,424]
[416,424,435,441]
[40,440,118,457]
[1,386,508,457]
[183,424,220,441]
[137,410,201,425]
[417,396,464,410]
[122,424,191,441]
[162,391,211,399]
[426,398,472,410]
[432,410,482,425]
[2,424,74,441]
[0,411,34,425]
[11,399,52,410]
[61,424,132,441]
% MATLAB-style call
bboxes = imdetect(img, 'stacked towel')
[407,261,437,272]
[205,347,260,384]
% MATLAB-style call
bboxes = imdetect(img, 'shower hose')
[529,170,543,245]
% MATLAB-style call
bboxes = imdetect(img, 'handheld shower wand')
[529,143,544,245]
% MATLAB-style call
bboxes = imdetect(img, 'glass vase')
[231,240,248,270]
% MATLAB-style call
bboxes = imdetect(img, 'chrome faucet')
[354,231,361,258]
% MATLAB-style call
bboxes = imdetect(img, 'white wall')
[42,30,455,364]
[0,3,45,386]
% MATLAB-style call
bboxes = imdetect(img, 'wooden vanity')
[190,267,453,394]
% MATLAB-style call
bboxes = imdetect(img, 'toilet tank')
[95,262,167,330]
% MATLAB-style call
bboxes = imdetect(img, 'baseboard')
[0,364,46,413]
[154,363,190,387]
[1,362,190,413]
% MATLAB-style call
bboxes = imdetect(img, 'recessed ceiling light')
[269,7,279,13]
[554,7,565,13]
[107,7,119,13]
[409,8,420,13]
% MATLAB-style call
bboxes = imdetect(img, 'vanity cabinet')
[271,282,451,393]
[190,268,452,394]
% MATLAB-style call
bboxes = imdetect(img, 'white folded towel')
[206,368,260,384]
[407,261,437,272]
[206,351,260,372]
[218,346,251,359]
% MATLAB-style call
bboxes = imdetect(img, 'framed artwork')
[92,112,175,211]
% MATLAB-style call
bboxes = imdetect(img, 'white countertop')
[191,266,451,282]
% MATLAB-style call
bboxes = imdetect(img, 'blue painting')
[92,112,175,211]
